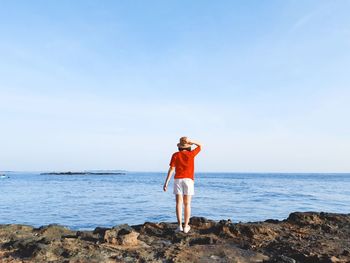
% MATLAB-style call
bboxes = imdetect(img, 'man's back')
[170,146,201,180]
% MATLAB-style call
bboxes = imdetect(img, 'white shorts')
[173,178,194,195]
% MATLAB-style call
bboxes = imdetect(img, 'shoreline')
[1,211,349,262]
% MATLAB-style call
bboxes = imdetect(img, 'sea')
[0,172,349,230]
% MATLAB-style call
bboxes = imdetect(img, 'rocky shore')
[0,212,349,263]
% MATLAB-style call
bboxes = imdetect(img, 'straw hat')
[177,136,192,149]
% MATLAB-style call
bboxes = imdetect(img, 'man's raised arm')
[188,139,202,148]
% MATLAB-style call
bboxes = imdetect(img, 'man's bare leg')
[176,194,183,226]
[183,195,192,227]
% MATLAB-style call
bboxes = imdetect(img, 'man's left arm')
[188,139,202,156]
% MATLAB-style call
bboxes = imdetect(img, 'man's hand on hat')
[187,139,202,148]
[186,138,194,145]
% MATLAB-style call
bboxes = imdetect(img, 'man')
[163,137,202,233]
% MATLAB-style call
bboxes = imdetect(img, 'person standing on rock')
[163,137,202,233]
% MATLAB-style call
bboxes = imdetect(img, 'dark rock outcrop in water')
[40,171,126,175]
[0,212,349,262]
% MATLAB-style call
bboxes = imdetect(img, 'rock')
[189,236,217,246]
[237,223,278,239]
[93,226,109,236]
[330,256,341,262]
[0,212,349,262]
[274,255,297,263]
[190,217,216,228]
[76,230,99,242]
[5,238,47,258]
[287,212,323,226]
[118,231,139,246]
[0,224,34,242]
[104,224,139,246]
[174,244,269,262]
[35,224,76,241]
[264,219,280,224]
[139,222,173,238]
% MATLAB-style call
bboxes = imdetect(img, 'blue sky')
[1,0,349,172]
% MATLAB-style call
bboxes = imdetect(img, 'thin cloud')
[288,3,331,34]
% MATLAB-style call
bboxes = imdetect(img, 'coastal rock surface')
[0,212,349,262]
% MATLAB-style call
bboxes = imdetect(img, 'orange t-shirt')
[169,146,201,180]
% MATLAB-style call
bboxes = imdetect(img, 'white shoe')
[175,225,183,233]
[183,225,191,234]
